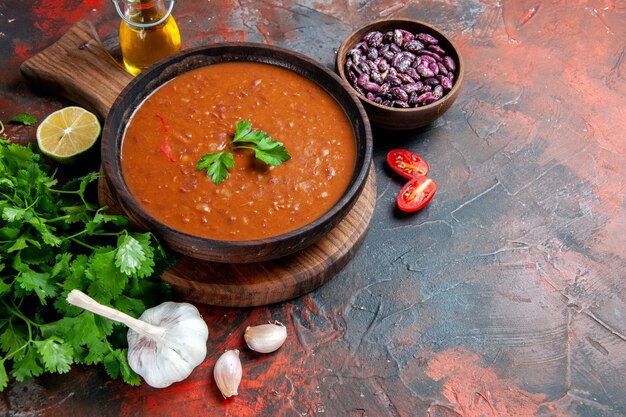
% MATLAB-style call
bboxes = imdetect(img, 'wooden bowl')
[336,19,464,130]
[101,43,373,263]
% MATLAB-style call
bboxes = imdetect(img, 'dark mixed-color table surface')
[1,1,625,416]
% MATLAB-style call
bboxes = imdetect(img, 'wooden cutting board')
[21,20,376,307]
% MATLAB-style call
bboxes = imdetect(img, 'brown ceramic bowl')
[101,43,372,263]
[336,18,464,130]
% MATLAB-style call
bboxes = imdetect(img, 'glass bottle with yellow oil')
[112,0,181,76]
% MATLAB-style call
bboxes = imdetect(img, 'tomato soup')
[121,62,356,240]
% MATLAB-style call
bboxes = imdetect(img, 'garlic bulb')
[214,349,242,398]
[66,290,209,388]
[244,322,287,353]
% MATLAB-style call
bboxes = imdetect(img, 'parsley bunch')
[0,138,173,390]
[196,120,291,185]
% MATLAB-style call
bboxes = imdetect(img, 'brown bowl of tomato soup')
[101,43,373,263]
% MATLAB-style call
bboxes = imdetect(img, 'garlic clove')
[244,322,287,353]
[214,349,242,398]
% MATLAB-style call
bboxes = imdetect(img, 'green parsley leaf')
[82,339,109,365]
[233,120,252,141]
[130,233,156,278]
[9,113,37,126]
[103,349,141,386]
[116,234,147,276]
[11,345,44,381]
[0,124,171,391]
[3,206,26,222]
[117,349,141,386]
[232,126,268,145]
[0,362,7,391]
[56,312,104,356]
[87,249,128,303]
[17,268,56,304]
[34,338,73,373]
[102,349,121,379]
[197,120,291,185]
[250,136,291,166]
[0,323,26,354]
[196,151,235,185]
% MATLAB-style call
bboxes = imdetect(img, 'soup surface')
[122,62,356,240]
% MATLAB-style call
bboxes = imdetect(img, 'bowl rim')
[336,18,464,113]
[101,42,373,256]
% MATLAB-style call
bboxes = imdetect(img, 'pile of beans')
[344,29,457,108]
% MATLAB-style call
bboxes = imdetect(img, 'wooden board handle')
[20,20,133,119]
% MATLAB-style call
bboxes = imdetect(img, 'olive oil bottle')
[115,0,181,76]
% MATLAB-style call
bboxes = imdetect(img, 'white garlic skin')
[244,322,287,353]
[127,302,208,388]
[214,349,242,398]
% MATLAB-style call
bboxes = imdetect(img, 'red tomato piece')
[387,149,429,179]
[397,176,437,212]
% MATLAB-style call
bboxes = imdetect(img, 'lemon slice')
[36,106,101,164]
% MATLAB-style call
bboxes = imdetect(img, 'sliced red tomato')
[397,176,437,212]
[387,149,429,179]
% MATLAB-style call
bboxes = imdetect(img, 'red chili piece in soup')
[122,62,356,240]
